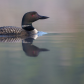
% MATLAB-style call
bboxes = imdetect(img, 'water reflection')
[0,32,84,84]
[0,32,49,57]
[22,38,49,57]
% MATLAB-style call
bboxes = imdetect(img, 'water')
[0,32,84,84]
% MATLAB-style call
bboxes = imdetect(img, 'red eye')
[32,15,34,17]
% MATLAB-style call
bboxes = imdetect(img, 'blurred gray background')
[0,0,84,33]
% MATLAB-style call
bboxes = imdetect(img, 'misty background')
[0,0,84,33]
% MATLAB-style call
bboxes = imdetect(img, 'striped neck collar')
[21,25,31,28]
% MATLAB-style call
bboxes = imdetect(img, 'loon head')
[21,11,49,31]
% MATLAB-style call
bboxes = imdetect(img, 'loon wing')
[0,26,23,35]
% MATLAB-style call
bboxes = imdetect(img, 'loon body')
[0,26,37,36]
[0,26,23,35]
[0,11,49,35]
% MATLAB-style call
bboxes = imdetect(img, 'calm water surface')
[0,33,84,84]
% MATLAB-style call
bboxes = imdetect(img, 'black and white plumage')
[0,11,49,35]
[0,26,23,35]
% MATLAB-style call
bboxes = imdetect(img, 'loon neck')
[21,24,38,34]
[22,24,32,28]
[22,24,34,31]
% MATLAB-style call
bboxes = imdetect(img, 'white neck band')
[22,25,31,27]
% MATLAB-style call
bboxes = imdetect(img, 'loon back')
[0,26,26,35]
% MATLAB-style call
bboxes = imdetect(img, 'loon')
[0,11,49,35]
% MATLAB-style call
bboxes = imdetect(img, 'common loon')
[0,11,49,35]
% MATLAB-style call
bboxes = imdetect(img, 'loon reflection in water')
[0,32,49,57]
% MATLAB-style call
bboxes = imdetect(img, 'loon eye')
[32,15,34,17]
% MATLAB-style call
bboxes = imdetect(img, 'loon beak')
[39,15,49,19]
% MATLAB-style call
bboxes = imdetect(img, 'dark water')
[0,32,84,84]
